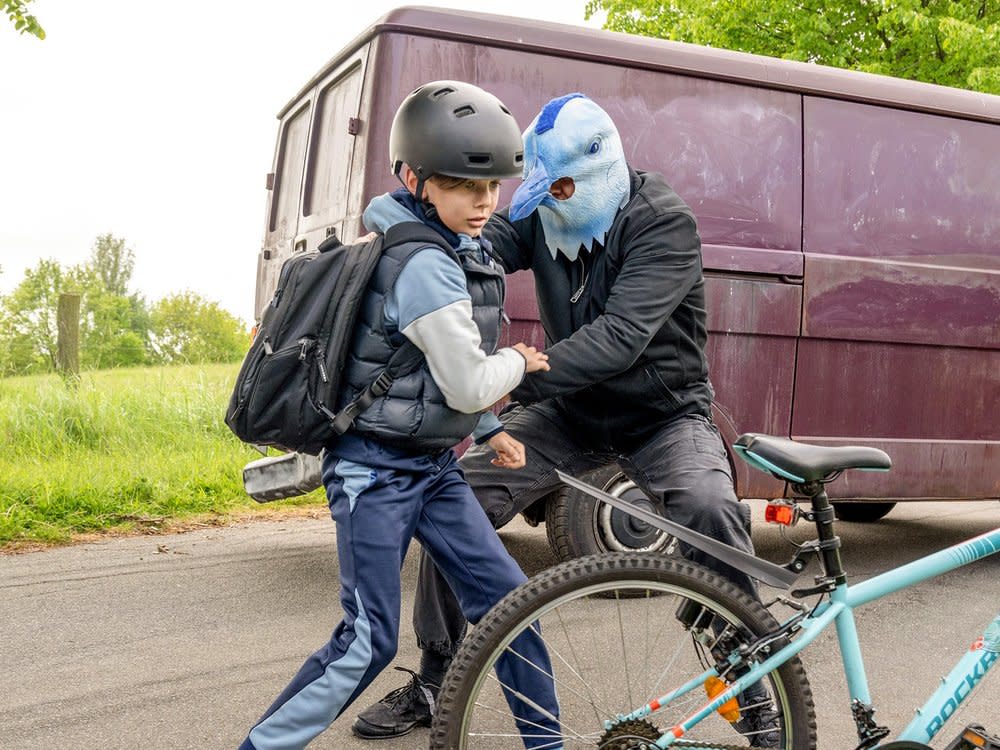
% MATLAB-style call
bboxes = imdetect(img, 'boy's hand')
[513,343,550,373]
[488,432,526,469]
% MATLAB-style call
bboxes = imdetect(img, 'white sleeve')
[401,300,526,414]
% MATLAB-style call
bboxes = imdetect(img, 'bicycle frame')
[612,527,1000,748]
[560,472,1000,748]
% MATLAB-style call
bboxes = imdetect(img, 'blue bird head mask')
[510,94,629,261]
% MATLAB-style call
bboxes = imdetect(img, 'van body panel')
[794,95,1000,499]
[702,245,803,278]
[358,34,804,256]
[255,7,1000,505]
[370,7,1000,124]
[803,98,1000,264]
[802,256,1000,349]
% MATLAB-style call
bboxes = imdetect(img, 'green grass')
[0,364,324,548]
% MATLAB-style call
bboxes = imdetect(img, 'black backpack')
[225,222,451,455]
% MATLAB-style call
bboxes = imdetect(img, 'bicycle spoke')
[432,554,816,750]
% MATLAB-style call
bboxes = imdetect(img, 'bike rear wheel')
[430,552,817,750]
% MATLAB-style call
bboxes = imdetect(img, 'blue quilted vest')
[335,230,505,452]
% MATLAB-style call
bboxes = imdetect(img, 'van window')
[304,64,363,219]
[269,103,311,239]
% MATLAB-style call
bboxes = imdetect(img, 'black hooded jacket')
[483,168,714,451]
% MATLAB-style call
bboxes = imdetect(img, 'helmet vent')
[499,104,512,115]
[431,86,456,99]
[465,153,493,167]
[453,105,477,118]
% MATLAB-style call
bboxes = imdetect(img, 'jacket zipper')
[570,256,589,304]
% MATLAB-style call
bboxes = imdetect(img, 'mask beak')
[510,160,553,221]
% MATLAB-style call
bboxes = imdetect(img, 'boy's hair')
[427,174,475,191]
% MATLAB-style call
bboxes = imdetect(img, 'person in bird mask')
[354,93,781,748]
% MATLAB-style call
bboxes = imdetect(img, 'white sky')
[0,1,603,323]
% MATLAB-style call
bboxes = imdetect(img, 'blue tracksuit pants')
[239,436,560,749]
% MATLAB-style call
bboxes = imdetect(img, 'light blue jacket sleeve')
[472,411,504,443]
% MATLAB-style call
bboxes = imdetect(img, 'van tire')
[544,466,677,562]
[832,501,896,523]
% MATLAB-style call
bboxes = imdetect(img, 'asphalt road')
[2,499,998,750]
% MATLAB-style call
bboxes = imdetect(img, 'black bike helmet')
[389,81,524,191]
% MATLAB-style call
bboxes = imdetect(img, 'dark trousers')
[241,438,559,750]
[414,401,756,658]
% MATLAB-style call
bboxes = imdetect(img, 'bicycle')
[429,432,1000,749]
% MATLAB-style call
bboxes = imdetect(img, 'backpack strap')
[331,222,460,435]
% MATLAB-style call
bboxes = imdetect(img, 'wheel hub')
[596,479,673,553]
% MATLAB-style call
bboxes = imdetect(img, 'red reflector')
[765,502,795,525]
[250,325,258,342]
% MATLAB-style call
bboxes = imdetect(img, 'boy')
[238,81,561,750]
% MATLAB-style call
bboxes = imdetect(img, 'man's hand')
[513,343,550,373]
[487,431,526,469]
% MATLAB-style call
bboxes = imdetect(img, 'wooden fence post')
[57,292,81,382]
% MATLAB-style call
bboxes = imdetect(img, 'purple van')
[244,6,1000,559]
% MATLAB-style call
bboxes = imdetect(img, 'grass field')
[0,364,325,549]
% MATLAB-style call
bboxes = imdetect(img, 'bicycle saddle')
[734,433,892,483]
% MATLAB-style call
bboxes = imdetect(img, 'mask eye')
[588,138,602,155]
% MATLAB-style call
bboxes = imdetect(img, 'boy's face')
[404,168,500,237]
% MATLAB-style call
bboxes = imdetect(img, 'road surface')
[2,499,998,749]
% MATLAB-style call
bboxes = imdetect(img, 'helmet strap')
[396,171,436,216]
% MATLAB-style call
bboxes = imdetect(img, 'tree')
[0,259,68,373]
[89,233,135,297]
[587,0,1000,94]
[65,236,149,369]
[3,0,44,39]
[0,235,151,375]
[77,280,151,369]
[149,292,249,365]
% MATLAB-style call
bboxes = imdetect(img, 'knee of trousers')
[369,636,399,675]
[671,481,749,534]
[463,568,528,626]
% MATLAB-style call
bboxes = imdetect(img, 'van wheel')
[831,502,897,523]
[544,466,678,562]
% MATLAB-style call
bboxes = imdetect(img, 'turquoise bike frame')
[647,526,1000,748]
[829,526,1000,744]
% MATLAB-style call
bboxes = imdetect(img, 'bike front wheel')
[430,552,817,750]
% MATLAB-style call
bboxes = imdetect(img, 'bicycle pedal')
[944,724,1000,750]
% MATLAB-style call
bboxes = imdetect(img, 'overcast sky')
[0,1,603,323]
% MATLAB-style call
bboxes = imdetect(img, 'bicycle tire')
[430,552,817,750]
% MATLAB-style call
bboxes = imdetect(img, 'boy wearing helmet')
[237,81,560,750]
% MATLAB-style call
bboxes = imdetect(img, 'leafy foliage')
[74,236,150,369]
[587,0,1000,94]
[0,234,248,375]
[149,292,249,365]
[2,0,44,39]
[0,259,69,373]
[90,233,135,297]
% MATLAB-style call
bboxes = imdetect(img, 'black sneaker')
[734,684,781,748]
[352,667,438,739]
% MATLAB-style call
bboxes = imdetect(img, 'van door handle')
[294,239,307,253]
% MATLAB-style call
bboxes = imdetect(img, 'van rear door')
[255,48,368,319]
[257,102,312,316]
